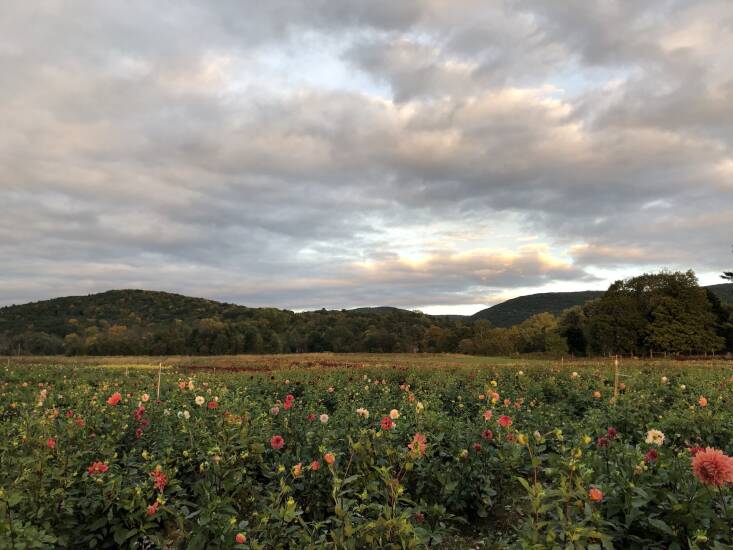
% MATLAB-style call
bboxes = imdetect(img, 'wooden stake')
[613,355,619,400]
[156,362,162,400]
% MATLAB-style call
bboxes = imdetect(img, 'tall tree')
[584,292,646,356]
[558,306,589,355]
[586,270,724,355]
[511,313,567,354]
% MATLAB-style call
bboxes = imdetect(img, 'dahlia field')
[1,356,732,548]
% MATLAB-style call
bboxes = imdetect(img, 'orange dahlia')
[691,447,733,487]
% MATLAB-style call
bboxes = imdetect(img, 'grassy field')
[4,351,729,371]
[1,354,732,548]
[2,352,522,370]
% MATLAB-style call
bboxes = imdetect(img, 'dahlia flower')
[645,429,665,446]
[692,448,733,487]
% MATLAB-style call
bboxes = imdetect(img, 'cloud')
[1,1,731,312]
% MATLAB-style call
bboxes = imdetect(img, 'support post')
[156,362,162,400]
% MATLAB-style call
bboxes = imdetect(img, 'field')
[1,354,732,549]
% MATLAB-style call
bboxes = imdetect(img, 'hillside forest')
[1,271,731,357]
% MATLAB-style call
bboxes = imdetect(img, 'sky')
[1,1,732,315]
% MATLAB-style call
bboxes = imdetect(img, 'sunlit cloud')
[1,1,731,312]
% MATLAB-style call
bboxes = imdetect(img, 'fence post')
[156,362,162,400]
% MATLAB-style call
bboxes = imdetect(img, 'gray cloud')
[1,1,731,311]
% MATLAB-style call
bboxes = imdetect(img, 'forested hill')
[708,283,733,303]
[0,290,468,355]
[1,280,731,356]
[472,284,733,328]
[0,290,255,333]
[471,291,605,327]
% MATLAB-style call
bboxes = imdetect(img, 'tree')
[476,327,515,356]
[457,338,475,355]
[586,270,724,355]
[646,295,723,354]
[511,313,567,354]
[705,290,733,352]
[645,272,724,354]
[469,321,515,356]
[14,331,64,355]
[0,333,11,355]
[558,306,588,355]
[421,326,451,353]
[585,293,646,355]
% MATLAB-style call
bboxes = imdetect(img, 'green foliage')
[472,291,605,327]
[0,290,472,357]
[558,306,588,356]
[511,313,568,355]
[473,285,732,328]
[0,357,732,547]
[585,271,725,355]
[1,279,732,357]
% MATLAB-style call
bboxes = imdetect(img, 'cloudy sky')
[1,1,732,314]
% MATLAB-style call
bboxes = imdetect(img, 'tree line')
[1,271,731,357]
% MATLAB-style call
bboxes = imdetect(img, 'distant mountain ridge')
[708,282,733,303]
[0,289,455,355]
[471,291,604,327]
[1,284,731,337]
[471,283,733,327]
[0,289,265,335]
[350,306,411,314]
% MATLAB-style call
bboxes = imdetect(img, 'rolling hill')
[472,283,733,327]
[471,291,605,327]
[707,282,733,304]
[0,289,459,355]
[350,306,413,314]
[1,283,731,354]
[0,289,275,336]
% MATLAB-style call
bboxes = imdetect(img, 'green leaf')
[648,518,675,536]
